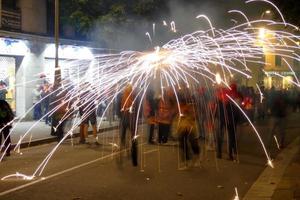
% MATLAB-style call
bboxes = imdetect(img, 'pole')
[54,0,60,88]
[0,0,2,28]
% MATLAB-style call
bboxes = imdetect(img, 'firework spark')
[2,0,300,179]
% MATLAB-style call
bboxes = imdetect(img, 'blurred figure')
[41,82,52,125]
[50,93,68,142]
[117,84,138,166]
[256,86,266,120]
[79,92,99,145]
[270,90,287,148]
[143,88,157,144]
[156,88,175,144]
[33,85,42,120]
[215,84,241,161]
[196,87,207,140]
[242,87,255,122]
[175,91,200,167]
[0,100,14,156]
[50,69,68,142]
[0,81,8,100]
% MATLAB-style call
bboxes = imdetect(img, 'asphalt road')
[0,113,299,200]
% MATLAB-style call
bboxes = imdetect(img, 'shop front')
[0,38,29,112]
[0,36,95,119]
[264,71,297,89]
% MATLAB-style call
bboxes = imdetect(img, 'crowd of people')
[1,79,300,167]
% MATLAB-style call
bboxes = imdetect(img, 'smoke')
[89,0,270,51]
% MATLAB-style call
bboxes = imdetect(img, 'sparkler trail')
[2,1,300,179]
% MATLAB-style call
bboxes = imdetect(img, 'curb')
[12,125,120,149]
[243,136,300,200]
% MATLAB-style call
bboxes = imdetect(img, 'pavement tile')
[272,189,293,200]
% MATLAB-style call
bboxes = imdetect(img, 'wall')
[18,0,47,34]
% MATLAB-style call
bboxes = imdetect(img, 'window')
[294,58,299,68]
[275,55,281,67]
[2,0,18,10]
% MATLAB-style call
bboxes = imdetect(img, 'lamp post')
[54,0,60,89]
[261,10,272,20]
[0,0,2,28]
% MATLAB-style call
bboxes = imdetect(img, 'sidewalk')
[243,136,300,200]
[271,147,300,200]
[10,118,119,148]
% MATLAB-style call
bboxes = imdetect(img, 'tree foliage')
[60,0,167,40]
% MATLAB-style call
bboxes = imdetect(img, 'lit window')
[275,55,281,67]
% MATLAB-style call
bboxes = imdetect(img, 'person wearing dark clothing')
[156,89,175,144]
[117,84,138,166]
[41,83,52,125]
[270,90,287,148]
[50,94,68,142]
[0,81,8,101]
[49,70,68,142]
[143,89,157,144]
[0,100,14,156]
[215,85,240,161]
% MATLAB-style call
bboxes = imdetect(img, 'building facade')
[0,0,94,119]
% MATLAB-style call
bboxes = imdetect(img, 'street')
[0,113,299,200]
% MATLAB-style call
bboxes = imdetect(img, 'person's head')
[0,80,6,86]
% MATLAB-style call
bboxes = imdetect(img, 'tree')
[59,0,167,43]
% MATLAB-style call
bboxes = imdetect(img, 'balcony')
[1,7,21,31]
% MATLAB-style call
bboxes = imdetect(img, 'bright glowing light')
[4,1,300,179]
[273,135,280,149]
[1,172,34,181]
[44,44,93,60]
[215,73,222,84]
[259,27,266,39]
[233,187,239,200]
[0,38,29,56]
[265,10,271,14]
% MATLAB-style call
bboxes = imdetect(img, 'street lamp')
[54,0,60,89]
[0,0,2,29]
[261,10,272,19]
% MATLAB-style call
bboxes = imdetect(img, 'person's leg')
[89,113,98,141]
[278,118,285,148]
[268,117,277,149]
[129,113,138,166]
[148,124,155,143]
[179,132,188,161]
[51,117,58,136]
[79,123,85,143]
[216,122,224,158]
[2,128,11,156]
[44,103,49,124]
[161,124,170,143]
[189,133,200,156]
[227,123,236,160]
[158,123,163,143]
[120,113,128,147]
[56,121,65,142]
[189,132,201,166]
